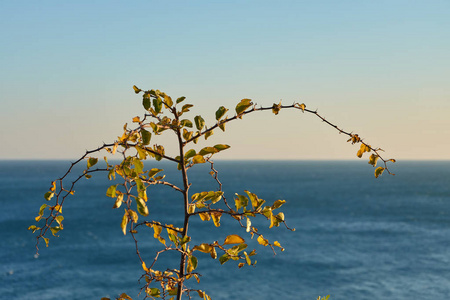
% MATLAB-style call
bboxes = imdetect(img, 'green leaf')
[184,149,196,160]
[368,154,379,167]
[214,144,230,152]
[181,104,193,113]
[149,288,161,298]
[180,119,193,128]
[50,226,62,236]
[235,99,253,115]
[148,168,163,178]
[142,94,151,110]
[194,115,205,131]
[44,191,54,201]
[87,157,98,169]
[219,254,230,264]
[199,147,218,156]
[153,98,162,114]
[141,129,151,145]
[375,167,385,178]
[215,106,228,120]
[106,185,117,198]
[205,130,213,140]
[176,96,186,104]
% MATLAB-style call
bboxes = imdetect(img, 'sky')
[1,0,449,161]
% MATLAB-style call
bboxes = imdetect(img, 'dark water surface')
[1,160,449,299]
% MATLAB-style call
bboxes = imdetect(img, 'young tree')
[30,86,395,300]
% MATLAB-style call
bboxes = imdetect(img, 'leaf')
[205,130,214,140]
[272,101,282,115]
[272,199,286,210]
[368,154,379,167]
[87,157,98,169]
[211,212,222,227]
[141,129,151,145]
[246,217,251,232]
[184,149,196,160]
[199,147,218,156]
[142,261,149,272]
[215,106,229,120]
[153,98,162,114]
[50,226,61,236]
[176,96,186,104]
[194,115,205,131]
[164,94,173,107]
[192,155,206,164]
[295,103,306,112]
[113,193,123,209]
[199,212,211,221]
[121,210,128,235]
[223,234,245,245]
[214,144,230,152]
[180,119,193,128]
[375,167,385,178]
[257,235,269,246]
[106,185,117,198]
[219,254,230,265]
[44,191,54,201]
[137,198,149,217]
[50,181,56,192]
[193,243,213,253]
[132,116,140,123]
[143,94,151,110]
[148,168,163,178]
[235,98,253,116]
[274,240,285,251]
[133,85,141,94]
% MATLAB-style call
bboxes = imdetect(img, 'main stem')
[175,117,190,300]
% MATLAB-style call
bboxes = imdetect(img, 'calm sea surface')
[1,160,449,299]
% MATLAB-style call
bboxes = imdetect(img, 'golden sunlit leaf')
[133,85,141,94]
[211,212,222,227]
[257,235,269,246]
[193,243,213,253]
[132,116,140,123]
[199,212,211,221]
[223,234,245,245]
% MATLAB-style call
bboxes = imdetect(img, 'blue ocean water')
[1,160,449,299]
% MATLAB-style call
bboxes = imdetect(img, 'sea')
[1,160,449,300]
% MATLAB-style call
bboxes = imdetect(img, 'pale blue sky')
[1,1,449,160]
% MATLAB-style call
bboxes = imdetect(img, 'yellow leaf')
[257,235,269,246]
[192,155,206,164]
[50,181,56,192]
[295,103,306,112]
[133,85,141,94]
[142,261,149,272]
[211,212,222,227]
[199,212,211,221]
[274,240,285,251]
[193,243,213,253]
[132,116,140,123]
[368,154,379,167]
[121,210,128,235]
[223,234,245,245]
